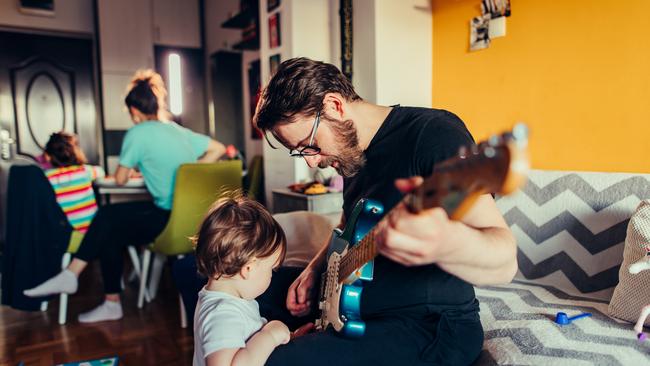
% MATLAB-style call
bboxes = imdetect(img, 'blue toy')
[555,311,592,325]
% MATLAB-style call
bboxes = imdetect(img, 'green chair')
[245,155,264,204]
[137,161,243,327]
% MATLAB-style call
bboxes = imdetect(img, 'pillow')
[273,211,335,268]
[608,199,650,325]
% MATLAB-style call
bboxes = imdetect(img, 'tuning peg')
[458,146,468,158]
[512,123,529,147]
[488,134,501,147]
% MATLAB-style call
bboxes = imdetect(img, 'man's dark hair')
[254,57,361,132]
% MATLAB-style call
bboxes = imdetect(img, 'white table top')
[94,177,148,195]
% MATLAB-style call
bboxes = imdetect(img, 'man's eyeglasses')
[289,111,321,157]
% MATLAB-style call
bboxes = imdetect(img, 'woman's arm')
[198,139,227,163]
[114,165,131,185]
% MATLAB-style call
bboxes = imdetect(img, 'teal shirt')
[119,121,211,210]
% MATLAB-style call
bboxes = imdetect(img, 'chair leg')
[58,252,72,325]
[138,249,151,309]
[40,301,48,312]
[148,253,166,300]
[179,294,188,329]
[127,246,142,281]
[127,246,151,302]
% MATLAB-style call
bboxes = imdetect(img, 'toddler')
[193,195,289,366]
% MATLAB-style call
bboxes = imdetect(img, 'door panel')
[0,31,98,163]
[10,57,77,158]
[0,30,98,246]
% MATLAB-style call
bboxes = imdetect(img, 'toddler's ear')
[240,258,258,280]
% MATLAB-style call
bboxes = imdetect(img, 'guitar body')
[316,198,384,337]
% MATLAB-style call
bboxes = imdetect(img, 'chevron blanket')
[477,170,650,364]
[475,281,650,365]
[496,170,650,301]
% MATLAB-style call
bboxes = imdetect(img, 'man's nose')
[303,154,321,168]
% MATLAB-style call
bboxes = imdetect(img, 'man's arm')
[198,139,227,163]
[378,182,517,286]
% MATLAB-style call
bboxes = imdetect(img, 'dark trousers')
[74,201,170,294]
[257,269,484,366]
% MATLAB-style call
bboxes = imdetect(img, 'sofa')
[475,170,650,365]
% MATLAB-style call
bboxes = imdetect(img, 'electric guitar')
[314,124,530,337]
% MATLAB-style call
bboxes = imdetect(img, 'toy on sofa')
[628,245,650,341]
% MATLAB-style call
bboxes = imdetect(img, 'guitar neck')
[337,224,380,283]
[336,193,414,283]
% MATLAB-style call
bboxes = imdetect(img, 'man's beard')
[318,117,366,177]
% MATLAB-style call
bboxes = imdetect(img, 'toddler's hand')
[263,320,290,346]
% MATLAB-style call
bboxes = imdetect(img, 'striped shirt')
[45,165,105,233]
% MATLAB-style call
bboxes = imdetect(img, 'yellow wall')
[432,0,650,172]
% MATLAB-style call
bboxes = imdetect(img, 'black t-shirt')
[343,106,478,317]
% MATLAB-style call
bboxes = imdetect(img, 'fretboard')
[336,193,417,283]
[337,226,379,283]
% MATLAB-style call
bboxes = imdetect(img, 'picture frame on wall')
[267,0,280,12]
[269,54,281,76]
[268,13,281,48]
[248,60,262,140]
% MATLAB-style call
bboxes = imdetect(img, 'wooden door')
[0,30,99,245]
[0,30,98,163]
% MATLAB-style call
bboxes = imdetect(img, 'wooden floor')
[1,262,194,366]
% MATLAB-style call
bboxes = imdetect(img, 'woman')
[25,70,228,323]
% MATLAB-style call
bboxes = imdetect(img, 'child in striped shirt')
[43,132,104,233]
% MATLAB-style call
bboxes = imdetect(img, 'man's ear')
[240,258,258,280]
[322,93,345,120]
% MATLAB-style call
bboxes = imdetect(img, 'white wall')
[204,0,241,55]
[351,0,432,107]
[352,0,377,103]
[153,0,200,47]
[203,0,263,164]
[374,0,431,107]
[0,0,93,34]
[97,0,155,131]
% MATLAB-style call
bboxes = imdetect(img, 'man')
[254,57,517,365]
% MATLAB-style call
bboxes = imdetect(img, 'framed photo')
[18,0,54,17]
[267,0,280,12]
[269,54,281,76]
[268,13,281,48]
[248,60,262,140]
[469,15,490,51]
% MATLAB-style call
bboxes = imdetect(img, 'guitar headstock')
[408,124,529,219]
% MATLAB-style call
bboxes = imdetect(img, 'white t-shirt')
[193,287,267,366]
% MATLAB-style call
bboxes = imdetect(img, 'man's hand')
[375,176,518,285]
[286,267,318,317]
[262,320,290,346]
[376,176,460,266]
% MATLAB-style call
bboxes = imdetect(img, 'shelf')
[221,8,257,29]
[233,37,259,51]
